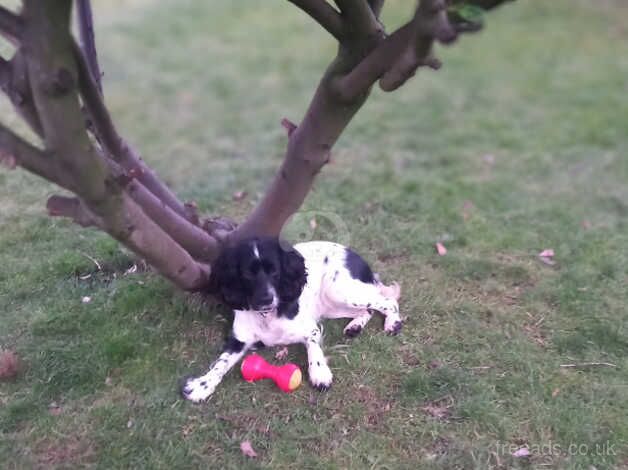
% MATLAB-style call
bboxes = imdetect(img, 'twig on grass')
[559,362,617,369]
[80,252,102,271]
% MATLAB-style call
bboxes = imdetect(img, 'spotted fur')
[181,239,402,403]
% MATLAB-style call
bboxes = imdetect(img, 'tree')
[0,0,513,291]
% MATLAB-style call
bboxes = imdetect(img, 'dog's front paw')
[308,363,333,391]
[180,376,216,403]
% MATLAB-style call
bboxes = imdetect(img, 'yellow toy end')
[288,368,302,391]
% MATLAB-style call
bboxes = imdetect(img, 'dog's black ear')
[278,244,306,303]
[208,246,248,310]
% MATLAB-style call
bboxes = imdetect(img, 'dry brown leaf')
[0,349,20,380]
[552,388,560,398]
[240,440,257,458]
[49,403,63,416]
[512,447,531,458]
[421,404,451,420]
[274,347,289,361]
[538,248,555,265]
[232,190,248,201]
[0,151,17,169]
[462,200,475,221]
[435,242,447,256]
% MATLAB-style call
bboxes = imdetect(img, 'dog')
[181,237,402,403]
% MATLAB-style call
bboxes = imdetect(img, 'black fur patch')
[344,248,375,284]
[224,335,245,353]
[278,300,299,319]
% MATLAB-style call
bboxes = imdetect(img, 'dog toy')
[241,354,302,393]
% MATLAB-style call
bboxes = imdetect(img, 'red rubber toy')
[241,354,302,393]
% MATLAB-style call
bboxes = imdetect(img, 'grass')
[1,0,628,468]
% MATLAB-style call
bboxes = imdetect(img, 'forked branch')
[72,41,202,227]
[0,5,23,42]
[0,123,72,189]
[367,0,384,18]
[235,0,513,240]
[288,0,345,40]
[334,0,381,36]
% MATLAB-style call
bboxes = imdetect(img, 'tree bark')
[21,0,210,290]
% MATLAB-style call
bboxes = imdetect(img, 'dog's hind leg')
[325,277,402,335]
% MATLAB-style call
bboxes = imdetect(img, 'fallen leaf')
[126,419,133,429]
[309,218,317,230]
[436,242,447,256]
[462,200,475,221]
[538,249,555,265]
[274,347,289,361]
[483,153,495,166]
[581,220,592,230]
[421,404,451,420]
[0,150,17,169]
[552,388,560,398]
[82,296,92,304]
[49,403,63,416]
[512,447,531,458]
[240,440,257,458]
[232,190,248,201]
[0,349,20,380]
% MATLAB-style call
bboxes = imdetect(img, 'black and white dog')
[181,238,401,403]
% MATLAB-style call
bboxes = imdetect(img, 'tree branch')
[23,0,210,291]
[334,0,381,36]
[367,0,384,18]
[0,122,74,190]
[234,0,513,240]
[47,195,101,228]
[124,176,222,262]
[0,5,23,42]
[47,192,211,290]
[72,41,197,224]
[232,63,370,239]
[76,0,102,93]
[287,0,345,40]
[334,0,456,101]
[3,50,44,136]
[0,57,9,91]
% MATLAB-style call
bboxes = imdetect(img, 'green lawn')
[1,0,627,468]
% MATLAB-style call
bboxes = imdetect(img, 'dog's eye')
[263,262,276,274]
[248,261,261,275]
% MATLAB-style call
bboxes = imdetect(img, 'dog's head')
[209,237,306,314]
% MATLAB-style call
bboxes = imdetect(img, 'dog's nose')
[257,293,274,305]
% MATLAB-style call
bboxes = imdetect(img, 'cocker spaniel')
[181,237,401,402]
